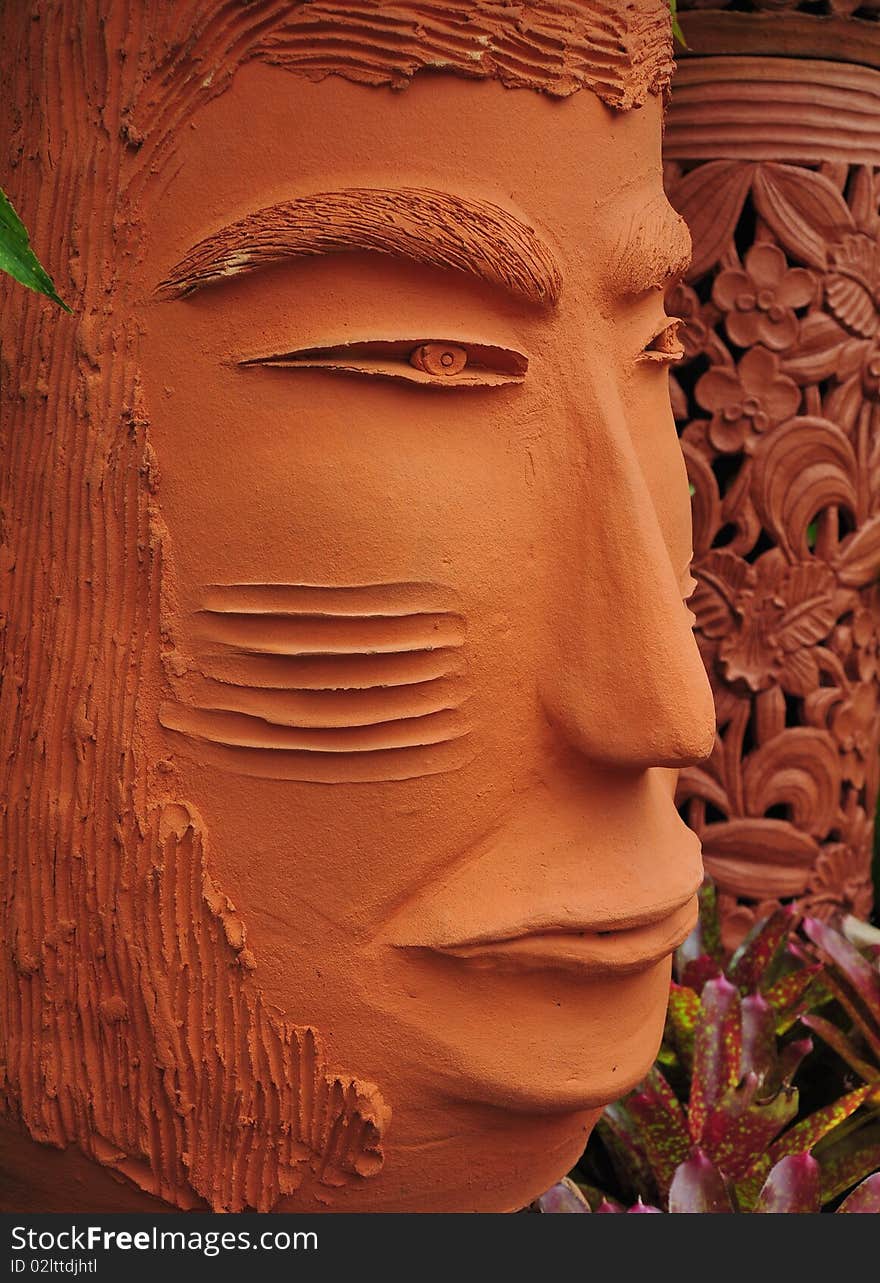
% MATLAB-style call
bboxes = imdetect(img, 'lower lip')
[427,897,698,976]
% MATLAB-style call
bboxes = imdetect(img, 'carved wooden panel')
[666,54,880,948]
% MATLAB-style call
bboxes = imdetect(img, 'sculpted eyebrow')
[156,187,562,308]
[610,198,692,297]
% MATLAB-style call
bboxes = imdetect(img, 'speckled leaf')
[800,1013,879,1082]
[768,1083,873,1166]
[816,967,880,1062]
[680,954,724,994]
[741,994,776,1080]
[597,1106,657,1206]
[625,1068,692,1198]
[777,1036,813,1086]
[802,916,880,1022]
[762,962,823,1032]
[689,977,742,1143]
[729,906,798,994]
[836,1172,880,1213]
[668,1150,734,1213]
[700,1073,799,1183]
[816,1120,880,1203]
[667,983,702,1076]
[754,1153,821,1213]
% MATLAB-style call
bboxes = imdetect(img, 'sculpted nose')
[539,381,716,770]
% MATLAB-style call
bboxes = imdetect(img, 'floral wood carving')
[666,65,880,950]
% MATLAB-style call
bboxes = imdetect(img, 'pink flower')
[695,346,800,453]
[714,244,815,351]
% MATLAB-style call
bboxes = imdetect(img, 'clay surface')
[0,1,714,1213]
[667,48,880,948]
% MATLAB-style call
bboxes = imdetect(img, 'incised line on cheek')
[160,582,472,783]
[155,188,562,308]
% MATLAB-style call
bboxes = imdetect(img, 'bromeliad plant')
[568,885,880,1212]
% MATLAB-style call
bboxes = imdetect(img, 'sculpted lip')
[398,893,699,976]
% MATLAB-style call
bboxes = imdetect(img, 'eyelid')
[639,317,685,364]
[239,339,528,387]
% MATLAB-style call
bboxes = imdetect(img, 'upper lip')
[379,807,705,973]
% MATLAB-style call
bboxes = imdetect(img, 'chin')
[373,955,674,1118]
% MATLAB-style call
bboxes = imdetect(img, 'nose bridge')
[539,375,716,770]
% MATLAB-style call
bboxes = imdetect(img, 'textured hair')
[0,1,672,1211]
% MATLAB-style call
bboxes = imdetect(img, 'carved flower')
[825,230,880,339]
[830,681,878,788]
[782,311,880,419]
[693,549,838,694]
[714,244,815,351]
[852,606,880,682]
[803,844,873,923]
[666,281,711,359]
[696,347,801,453]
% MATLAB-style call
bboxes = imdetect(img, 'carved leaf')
[777,563,837,651]
[751,417,858,559]
[691,550,752,639]
[826,274,878,339]
[834,516,880,588]
[700,818,820,899]
[669,161,755,282]
[752,164,855,270]
[682,440,722,559]
[742,728,839,837]
[779,646,820,698]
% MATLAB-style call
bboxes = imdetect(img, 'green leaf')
[0,188,70,312]
[669,0,688,49]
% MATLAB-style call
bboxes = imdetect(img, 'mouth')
[400,893,699,977]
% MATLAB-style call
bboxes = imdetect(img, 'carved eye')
[641,318,685,364]
[409,343,468,377]
[240,339,527,388]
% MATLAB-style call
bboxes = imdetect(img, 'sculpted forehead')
[142,66,668,289]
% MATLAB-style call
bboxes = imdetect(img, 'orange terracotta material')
[0,1,715,1213]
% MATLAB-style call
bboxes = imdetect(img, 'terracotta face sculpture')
[0,1,715,1213]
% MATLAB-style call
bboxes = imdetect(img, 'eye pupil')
[410,343,468,376]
